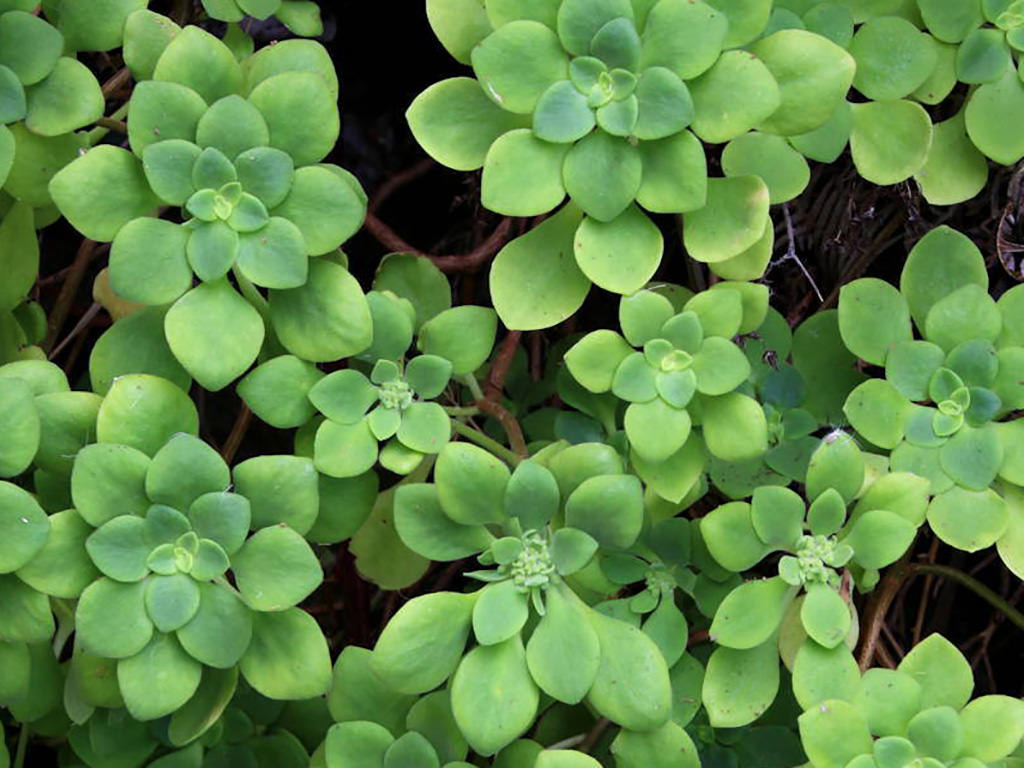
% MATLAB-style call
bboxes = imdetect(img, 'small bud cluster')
[644,563,676,595]
[505,533,555,592]
[378,379,414,410]
[779,534,853,588]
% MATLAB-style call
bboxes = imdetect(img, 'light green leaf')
[240,607,331,698]
[688,50,780,144]
[966,68,1024,164]
[24,57,103,136]
[118,632,202,721]
[750,29,855,137]
[232,525,322,610]
[269,258,372,362]
[563,131,642,222]
[610,721,700,768]
[471,20,567,114]
[586,607,672,731]
[683,176,770,263]
[370,591,475,695]
[701,392,769,461]
[710,577,792,649]
[897,633,973,710]
[49,146,160,242]
[702,640,780,728]
[850,100,932,185]
[798,699,873,768]
[490,204,589,330]
[481,128,567,216]
[177,582,252,668]
[573,204,662,295]
[849,16,938,100]
[153,24,241,103]
[927,486,1007,552]
[407,78,527,171]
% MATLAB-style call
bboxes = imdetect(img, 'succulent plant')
[798,634,1024,768]
[408,0,855,329]
[48,29,368,391]
[565,284,769,466]
[839,226,1024,561]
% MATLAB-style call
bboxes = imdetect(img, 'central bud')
[660,348,693,372]
[644,563,675,594]
[507,532,555,592]
[378,379,413,410]
[997,1,1024,29]
[938,398,964,416]
[782,534,851,588]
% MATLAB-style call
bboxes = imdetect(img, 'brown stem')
[475,398,528,458]
[485,330,520,401]
[912,537,940,645]
[911,563,1024,632]
[577,718,611,754]
[687,628,709,647]
[857,558,910,671]
[529,332,543,382]
[44,239,97,352]
[94,116,128,134]
[363,212,512,274]
[101,67,132,98]
[221,405,252,465]
[48,302,101,362]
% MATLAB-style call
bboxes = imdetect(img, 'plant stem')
[859,559,1024,671]
[458,373,485,402]
[458,375,529,458]
[910,563,1024,632]
[48,301,101,361]
[577,717,610,754]
[43,239,96,352]
[51,599,76,658]
[13,723,29,768]
[485,330,520,401]
[858,557,910,670]
[85,103,130,146]
[474,397,529,457]
[450,418,522,466]
[442,406,480,417]
[363,212,511,273]
[214,577,249,606]
[94,116,128,133]
[101,67,131,98]
[233,268,271,323]
[221,405,252,465]
[545,734,586,750]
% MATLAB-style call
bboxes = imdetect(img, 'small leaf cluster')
[799,635,1024,768]
[378,440,685,755]
[49,23,365,392]
[565,284,770,466]
[236,261,499,479]
[0,364,333,723]
[839,226,1024,562]
[0,1,151,366]
[62,677,329,767]
[0,3,104,162]
[411,0,857,324]
[695,435,927,728]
